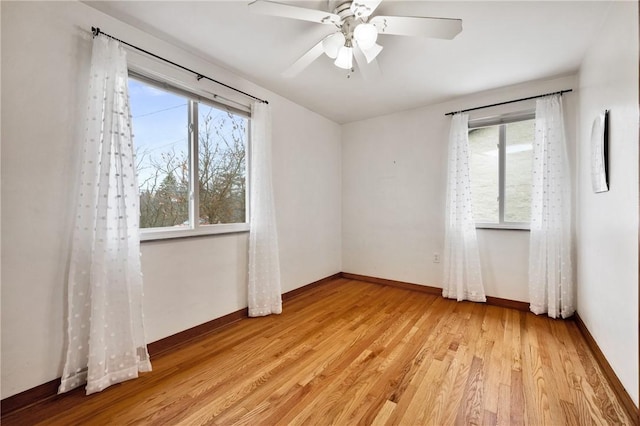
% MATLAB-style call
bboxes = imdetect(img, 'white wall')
[1,1,342,399]
[576,1,639,406]
[342,75,577,302]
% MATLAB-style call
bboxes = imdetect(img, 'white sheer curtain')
[442,113,486,303]
[529,95,574,318]
[59,35,151,395]
[248,101,282,317]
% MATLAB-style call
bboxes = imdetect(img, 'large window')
[468,113,534,229]
[128,73,249,239]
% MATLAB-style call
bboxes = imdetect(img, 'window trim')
[140,223,250,242]
[128,70,251,241]
[469,110,535,231]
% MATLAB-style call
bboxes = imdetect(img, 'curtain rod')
[445,89,572,116]
[91,27,268,105]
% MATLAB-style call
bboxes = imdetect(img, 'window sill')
[140,223,250,242]
[476,223,530,231]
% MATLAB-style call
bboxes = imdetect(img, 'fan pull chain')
[346,67,354,79]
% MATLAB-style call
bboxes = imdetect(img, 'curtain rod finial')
[91,27,100,38]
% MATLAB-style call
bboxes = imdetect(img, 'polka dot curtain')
[529,95,574,319]
[442,113,487,303]
[248,101,282,317]
[59,35,152,395]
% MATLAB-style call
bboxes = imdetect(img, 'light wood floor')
[4,278,633,425]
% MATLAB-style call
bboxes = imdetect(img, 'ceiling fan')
[248,0,462,79]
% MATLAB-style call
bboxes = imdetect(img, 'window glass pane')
[198,103,247,225]
[128,78,190,228]
[504,119,534,223]
[469,126,499,223]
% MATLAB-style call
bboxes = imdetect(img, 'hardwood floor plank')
[397,338,453,423]
[483,409,498,426]
[509,370,525,426]
[482,307,504,414]
[454,355,485,425]
[370,399,396,426]
[559,399,581,426]
[431,343,473,425]
[533,319,568,423]
[2,279,634,426]
[497,309,515,387]
[496,383,511,426]
[522,340,550,424]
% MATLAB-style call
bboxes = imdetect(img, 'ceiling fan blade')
[350,0,382,19]
[370,15,462,39]
[353,46,381,81]
[249,0,341,25]
[360,42,383,63]
[282,39,326,78]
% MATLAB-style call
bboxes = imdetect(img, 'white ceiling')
[86,1,611,123]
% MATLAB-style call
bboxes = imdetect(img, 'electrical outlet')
[433,253,440,263]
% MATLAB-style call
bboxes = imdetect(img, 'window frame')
[128,70,251,241]
[468,111,535,231]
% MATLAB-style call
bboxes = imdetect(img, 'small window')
[128,74,249,240]
[468,113,534,229]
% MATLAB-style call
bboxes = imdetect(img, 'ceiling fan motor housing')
[334,1,354,18]
[334,2,365,42]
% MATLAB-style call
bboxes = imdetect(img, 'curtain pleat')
[59,35,151,395]
[248,102,282,317]
[529,95,574,319]
[442,113,486,303]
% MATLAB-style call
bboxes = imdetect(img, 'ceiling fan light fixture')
[334,44,353,69]
[353,23,378,49]
[248,0,463,77]
[361,42,383,63]
[322,32,346,59]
